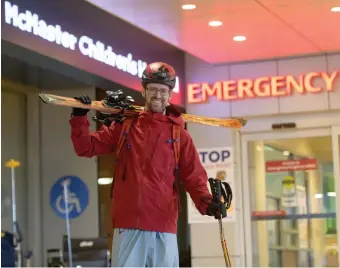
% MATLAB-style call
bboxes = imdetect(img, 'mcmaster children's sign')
[187,71,339,103]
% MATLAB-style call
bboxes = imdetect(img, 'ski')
[39,92,247,129]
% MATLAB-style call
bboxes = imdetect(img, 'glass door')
[242,128,340,267]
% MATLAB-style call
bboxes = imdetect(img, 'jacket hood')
[139,105,185,128]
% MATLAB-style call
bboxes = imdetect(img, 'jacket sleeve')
[69,115,121,157]
[179,131,213,215]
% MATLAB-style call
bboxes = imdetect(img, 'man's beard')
[148,97,166,113]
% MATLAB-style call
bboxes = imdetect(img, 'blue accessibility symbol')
[50,175,89,219]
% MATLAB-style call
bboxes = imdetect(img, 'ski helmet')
[141,62,176,90]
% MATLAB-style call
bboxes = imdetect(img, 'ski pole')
[5,159,22,267]
[62,179,73,267]
[208,178,233,267]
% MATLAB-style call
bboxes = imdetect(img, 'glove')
[72,95,91,116]
[207,201,226,219]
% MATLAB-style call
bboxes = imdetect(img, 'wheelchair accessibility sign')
[50,175,89,219]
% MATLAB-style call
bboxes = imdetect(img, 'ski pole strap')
[221,182,233,209]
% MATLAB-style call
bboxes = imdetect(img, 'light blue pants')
[111,228,179,267]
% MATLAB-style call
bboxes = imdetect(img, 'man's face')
[142,83,172,113]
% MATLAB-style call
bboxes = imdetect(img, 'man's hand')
[207,201,227,219]
[72,95,91,116]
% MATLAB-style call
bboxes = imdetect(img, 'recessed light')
[233,35,247,42]
[331,6,340,12]
[209,20,222,27]
[98,177,113,185]
[182,4,196,10]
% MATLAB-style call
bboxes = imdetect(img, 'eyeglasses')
[147,88,170,96]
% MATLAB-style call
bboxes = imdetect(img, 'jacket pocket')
[157,163,178,212]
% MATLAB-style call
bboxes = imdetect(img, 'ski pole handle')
[208,178,227,218]
[5,159,21,169]
[208,178,220,202]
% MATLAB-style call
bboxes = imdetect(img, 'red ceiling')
[86,0,340,64]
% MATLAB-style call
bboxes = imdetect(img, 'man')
[69,62,222,267]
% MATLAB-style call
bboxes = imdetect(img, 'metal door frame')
[331,126,340,266]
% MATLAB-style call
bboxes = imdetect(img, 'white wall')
[40,87,98,265]
[185,53,340,266]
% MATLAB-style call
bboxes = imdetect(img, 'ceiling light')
[331,6,340,12]
[98,177,113,185]
[233,35,247,42]
[182,4,196,10]
[327,192,336,197]
[209,21,222,27]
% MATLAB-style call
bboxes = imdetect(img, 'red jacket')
[69,108,213,234]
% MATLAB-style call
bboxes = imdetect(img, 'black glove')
[72,95,91,116]
[207,201,226,219]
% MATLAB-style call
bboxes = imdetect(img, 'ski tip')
[239,118,248,127]
[39,93,49,104]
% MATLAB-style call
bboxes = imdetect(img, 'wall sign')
[3,0,180,94]
[187,71,339,103]
[281,175,297,208]
[4,1,147,78]
[50,175,89,219]
[252,210,286,217]
[187,147,235,224]
[266,159,317,173]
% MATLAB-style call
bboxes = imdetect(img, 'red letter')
[322,71,339,91]
[286,75,304,94]
[187,83,202,103]
[253,77,271,97]
[223,81,237,100]
[237,79,254,99]
[304,72,322,93]
[201,82,222,102]
[271,76,287,96]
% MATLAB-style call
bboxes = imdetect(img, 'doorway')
[241,128,340,267]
